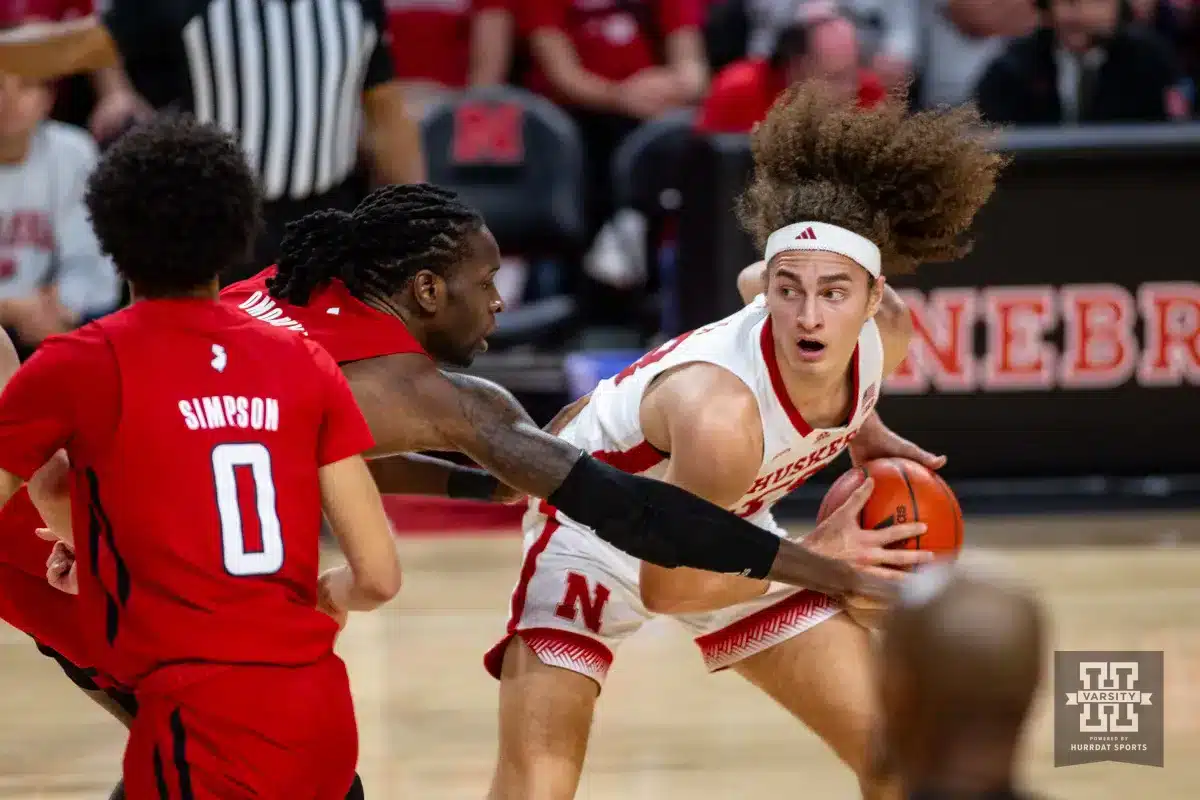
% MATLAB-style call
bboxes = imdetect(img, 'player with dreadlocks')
[218,182,898,601]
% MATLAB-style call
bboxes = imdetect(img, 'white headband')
[763,222,881,278]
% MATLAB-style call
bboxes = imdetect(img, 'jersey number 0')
[212,443,285,576]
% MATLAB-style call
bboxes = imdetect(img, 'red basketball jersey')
[221,266,428,364]
[0,486,52,578]
[0,298,375,690]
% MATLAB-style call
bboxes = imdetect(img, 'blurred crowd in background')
[1,0,1197,357]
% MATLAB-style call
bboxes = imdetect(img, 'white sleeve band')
[763,222,882,278]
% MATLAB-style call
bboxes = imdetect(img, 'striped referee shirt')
[104,0,393,202]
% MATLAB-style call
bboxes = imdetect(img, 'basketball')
[817,457,963,563]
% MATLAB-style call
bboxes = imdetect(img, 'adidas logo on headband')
[765,221,882,278]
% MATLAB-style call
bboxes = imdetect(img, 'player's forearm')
[28,451,73,544]
[321,563,395,612]
[421,370,882,597]
[318,456,403,608]
[367,452,511,501]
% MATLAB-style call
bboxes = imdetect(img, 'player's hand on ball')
[848,415,946,471]
[317,568,350,631]
[803,478,934,579]
[42,534,78,595]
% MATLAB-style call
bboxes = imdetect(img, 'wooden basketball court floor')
[1,511,1197,799]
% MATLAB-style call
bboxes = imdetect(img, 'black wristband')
[447,467,501,501]
[548,454,780,578]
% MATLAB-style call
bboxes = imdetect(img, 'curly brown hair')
[736,81,1007,276]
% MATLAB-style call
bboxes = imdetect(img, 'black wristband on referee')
[547,454,780,578]
[446,467,501,501]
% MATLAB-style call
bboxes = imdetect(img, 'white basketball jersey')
[555,294,884,529]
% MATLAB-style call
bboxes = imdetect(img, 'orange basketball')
[817,457,963,563]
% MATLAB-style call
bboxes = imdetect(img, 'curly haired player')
[484,82,1006,800]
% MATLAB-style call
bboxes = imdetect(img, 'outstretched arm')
[363,372,531,501]
[362,374,589,503]
[342,353,892,600]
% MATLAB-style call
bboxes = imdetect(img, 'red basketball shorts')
[123,653,358,800]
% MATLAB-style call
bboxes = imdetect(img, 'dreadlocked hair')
[736,81,1007,276]
[269,183,484,304]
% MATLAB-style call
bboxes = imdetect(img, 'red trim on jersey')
[760,316,864,435]
[507,519,559,635]
[760,316,813,436]
[593,440,666,474]
[483,517,561,678]
[845,346,862,423]
[488,626,614,684]
[694,588,837,672]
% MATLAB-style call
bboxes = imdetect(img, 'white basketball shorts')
[483,503,842,687]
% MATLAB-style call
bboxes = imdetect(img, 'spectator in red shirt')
[518,0,709,343]
[0,0,149,142]
[385,0,515,117]
[698,9,885,133]
[519,0,708,115]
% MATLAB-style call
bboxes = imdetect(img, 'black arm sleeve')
[547,455,780,578]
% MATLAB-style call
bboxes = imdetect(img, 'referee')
[102,0,425,282]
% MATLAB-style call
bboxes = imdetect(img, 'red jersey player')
[0,116,401,799]
[0,322,136,728]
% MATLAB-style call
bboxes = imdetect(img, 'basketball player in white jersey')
[483,83,1005,800]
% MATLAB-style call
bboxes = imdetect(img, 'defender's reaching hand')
[802,478,934,578]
